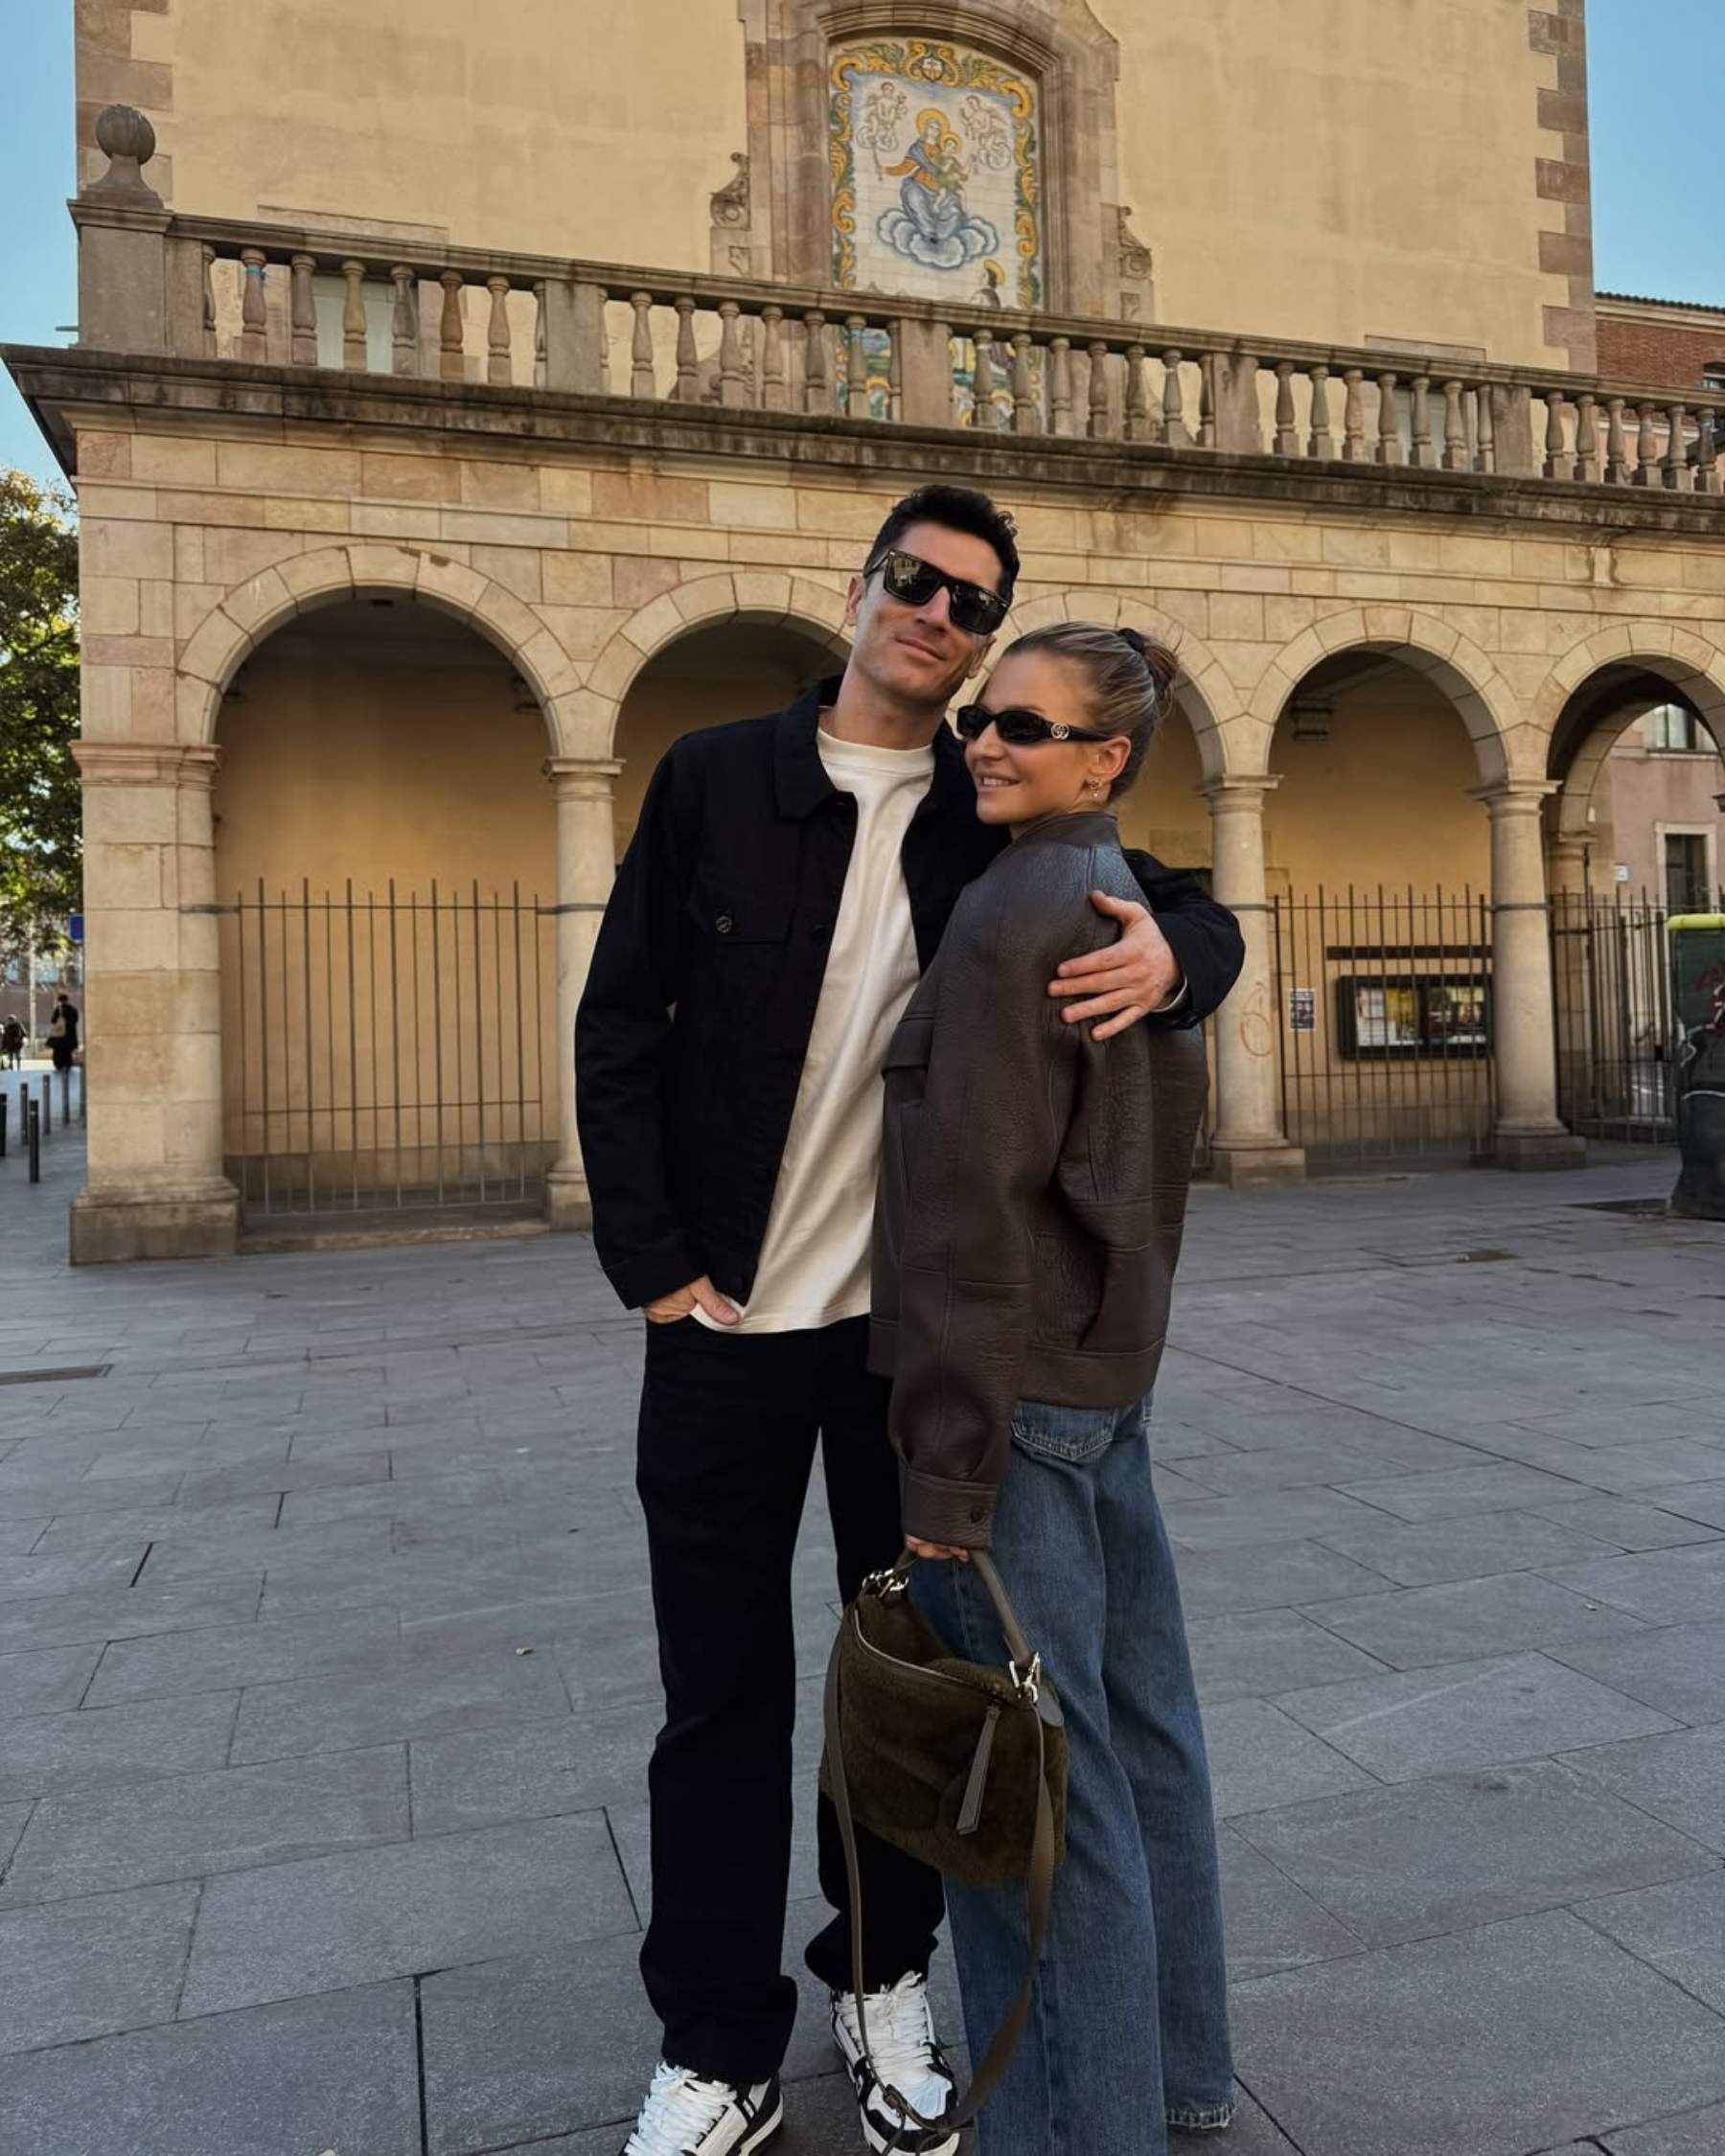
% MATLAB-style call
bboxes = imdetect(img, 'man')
[577,485,1244,2156]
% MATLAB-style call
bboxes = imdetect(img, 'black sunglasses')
[865,548,1009,636]
[954,702,1114,747]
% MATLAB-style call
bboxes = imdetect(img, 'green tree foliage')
[0,470,80,952]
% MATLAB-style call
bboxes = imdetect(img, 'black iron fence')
[219,882,559,1217]
[1549,889,1722,1144]
[1270,886,1497,1163]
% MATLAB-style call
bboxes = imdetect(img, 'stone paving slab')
[0,1978,422,2156]
[1230,1910,1725,2156]
[1604,2104,1725,2153]
[2,1152,1724,2150]
[1229,1760,1718,1946]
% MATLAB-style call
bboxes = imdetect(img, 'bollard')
[59,1067,70,1126]
[79,1067,86,1124]
[39,1074,50,1138]
[27,1098,40,1183]
[0,1091,7,1159]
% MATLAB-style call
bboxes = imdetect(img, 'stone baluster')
[390,266,418,376]
[1476,389,1496,474]
[484,276,513,385]
[887,326,903,423]
[289,254,317,366]
[437,270,465,380]
[1409,376,1435,469]
[1011,332,1037,434]
[1124,344,1151,442]
[1307,364,1334,459]
[1342,368,1366,460]
[1665,402,1691,491]
[201,244,217,357]
[240,247,268,362]
[760,305,786,411]
[673,296,699,402]
[718,300,748,408]
[1441,380,1468,470]
[1162,350,1188,447]
[533,281,549,390]
[338,260,368,371]
[1087,341,1110,439]
[629,293,656,398]
[1049,336,1073,436]
[1198,359,1215,448]
[1634,401,1660,486]
[1375,372,1401,464]
[1273,362,1300,456]
[845,313,870,420]
[1696,407,1723,495]
[1541,393,1567,480]
[1575,392,1599,482]
[1603,396,1629,483]
[972,328,996,428]
[803,310,829,415]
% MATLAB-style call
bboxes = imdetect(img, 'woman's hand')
[1046,892,1184,1041]
[906,1536,971,1563]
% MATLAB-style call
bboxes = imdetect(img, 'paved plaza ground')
[2,1114,1724,2155]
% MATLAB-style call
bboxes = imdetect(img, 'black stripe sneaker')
[620,2061,783,2154]
[831,1973,959,2155]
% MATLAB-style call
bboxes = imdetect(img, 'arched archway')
[211,595,562,1224]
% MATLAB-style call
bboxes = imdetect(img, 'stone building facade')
[8,0,1725,1259]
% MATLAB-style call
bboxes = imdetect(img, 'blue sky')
[0,2,1715,488]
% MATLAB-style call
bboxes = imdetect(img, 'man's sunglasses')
[866,548,1009,636]
[954,702,1114,747]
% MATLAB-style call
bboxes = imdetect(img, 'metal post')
[39,1072,50,1137]
[1,1090,8,1158]
[27,1098,40,1182]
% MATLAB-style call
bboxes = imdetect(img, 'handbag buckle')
[863,1567,909,1600]
[1010,1652,1042,1706]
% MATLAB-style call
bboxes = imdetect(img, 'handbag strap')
[822,1553,1057,2139]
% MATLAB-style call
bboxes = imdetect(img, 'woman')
[868,624,1233,2155]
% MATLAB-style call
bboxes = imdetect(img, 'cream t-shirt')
[697,726,934,1334]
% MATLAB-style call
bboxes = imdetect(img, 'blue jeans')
[911,1392,1233,2156]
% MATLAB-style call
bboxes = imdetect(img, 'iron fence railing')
[1270,886,1496,1163]
[219,882,558,1217]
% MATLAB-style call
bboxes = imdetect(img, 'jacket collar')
[1006,808,1121,850]
[773,677,974,820]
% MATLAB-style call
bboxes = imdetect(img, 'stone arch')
[996,590,1240,780]
[174,541,579,753]
[1251,606,1519,785]
[1534,624,1725,841]
[585,571,852,758]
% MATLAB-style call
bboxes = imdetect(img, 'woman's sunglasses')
[866,548,1009,636]
[954,703,1113,747]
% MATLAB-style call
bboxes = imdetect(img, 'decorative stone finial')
[85,104,163,205]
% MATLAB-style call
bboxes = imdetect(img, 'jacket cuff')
[1151,918,1206,1029]
[901,1464,998,1550]
[605,1233,704,1312]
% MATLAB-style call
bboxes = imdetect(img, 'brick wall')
[1598,306,1725,393]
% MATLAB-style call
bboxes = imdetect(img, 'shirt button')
[715,913,734,935]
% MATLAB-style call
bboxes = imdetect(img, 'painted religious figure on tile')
[831,38,1043,310]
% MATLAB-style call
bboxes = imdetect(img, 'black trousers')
[636,1314,945,2084]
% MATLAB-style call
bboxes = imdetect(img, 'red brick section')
[1598,304,1725,394]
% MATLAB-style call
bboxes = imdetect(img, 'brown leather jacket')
[869,810,1210,1548]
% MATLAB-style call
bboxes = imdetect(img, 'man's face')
[844,519,1003,712]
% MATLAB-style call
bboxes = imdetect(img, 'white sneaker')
[831,1972,959,2155]
[620,2060,783,2155]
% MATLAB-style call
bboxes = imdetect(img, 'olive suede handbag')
[820,1549,1068,2136]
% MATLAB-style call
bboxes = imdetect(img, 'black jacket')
[575,679,1243,1312]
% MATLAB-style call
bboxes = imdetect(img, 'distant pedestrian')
[48,996,79,1073]
[1,1017,22,1069]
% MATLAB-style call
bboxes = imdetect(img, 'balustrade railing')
[70,200,1725,496]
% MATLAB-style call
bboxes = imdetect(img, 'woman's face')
[963,648,1130,831]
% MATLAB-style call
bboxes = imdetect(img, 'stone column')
[1473,780,1585,1168]
[70,744,241,1261]
[542,757,622,1229]
[1199,776,1305,1186]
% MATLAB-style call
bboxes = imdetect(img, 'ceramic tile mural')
[830,39,1043,310]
